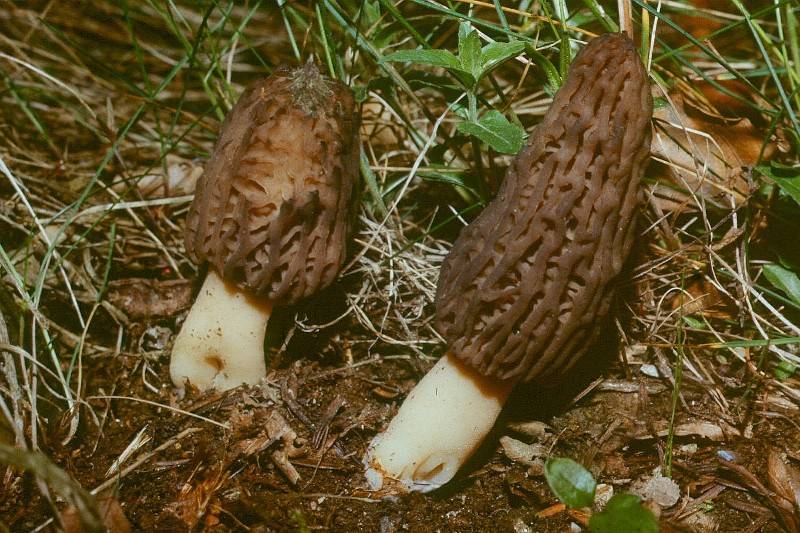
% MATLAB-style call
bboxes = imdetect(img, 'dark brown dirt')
[2,324,798,532]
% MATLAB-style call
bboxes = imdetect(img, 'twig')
[92,427,202,495]
[618,0,633,38]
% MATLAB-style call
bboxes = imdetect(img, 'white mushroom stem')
[170,270,272,391]
[364,352,515,492]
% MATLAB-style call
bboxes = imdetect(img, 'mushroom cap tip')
[286,60,338,115]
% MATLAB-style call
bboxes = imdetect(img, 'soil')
[1,319,798,532]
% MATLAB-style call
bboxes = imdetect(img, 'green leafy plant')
[762,263,800,306]
[775,360,798,380]
[589,493,660,533]
[544,457,596,508]
[756,163,800,206]
[384,22,526,154]
[543,457,659,533]
[681,315,707,329]
[290,508,311,533]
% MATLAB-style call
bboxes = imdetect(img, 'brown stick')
[618,0,633,38]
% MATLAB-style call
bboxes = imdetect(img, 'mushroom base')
[364,352,514,493]
[170,270,272,392]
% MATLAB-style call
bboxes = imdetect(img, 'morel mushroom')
[364,33,652,492]
[170,62,359,391]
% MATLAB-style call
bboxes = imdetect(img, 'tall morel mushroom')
[170,63,359,391]
[365,33,653,492]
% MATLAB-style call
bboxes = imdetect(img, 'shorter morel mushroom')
[365,33,653,492]
[170,63,359,392]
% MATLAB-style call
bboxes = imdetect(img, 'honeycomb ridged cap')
[185,63,360,305]
[435,34,653,384]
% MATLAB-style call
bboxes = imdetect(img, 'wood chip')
[536,503,565,518]
[634,420,740,441]
[767,449,800,509]
[500,436,548,466]
[507,421,550,441]
[264,411,303,485]
[107,278,193,320]
[61,493,132,533]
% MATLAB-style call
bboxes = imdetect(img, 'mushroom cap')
[185,63,360,305]
[435,33,653,384]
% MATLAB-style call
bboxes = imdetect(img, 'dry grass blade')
[0,443,103,532]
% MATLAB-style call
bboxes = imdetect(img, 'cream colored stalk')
[170,271,272,391]
[364,352,514,492]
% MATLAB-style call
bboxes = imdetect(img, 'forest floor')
[1,1,799,531]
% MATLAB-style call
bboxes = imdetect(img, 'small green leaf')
[775,360,798,380]
[588,493,659,533]
[682,316,706,329]
[458,28,482,81]
[653,97,669,110]
[362,0,380,26]
[763,263,800,306]
[352,85,368,104]
[525,45,561,91]
[558,31,572,79]
[290,509,312,533]
[458,21,472,42]
[699,501,715,512]
[417,170,478,194]
[456,110,526,154]
[552,0,569,20]
[384,49,461,70]
[384,49,475,88]
[543,457,596,509]
[451,103,469,119]
[580,0,619,31]
[449,70,477,90]
[481,41,525,73]
[384,49,475,87]
[756,164,800,206]
[372,26,400,50]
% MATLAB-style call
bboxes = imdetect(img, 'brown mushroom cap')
[185,63,360,305]
[435,33,652,384]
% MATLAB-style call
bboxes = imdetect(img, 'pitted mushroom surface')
[436,33,651,384]
[171,63,360,392]
[185,64,359,303]
[365,33,653,493]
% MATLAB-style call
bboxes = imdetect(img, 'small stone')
[639,364,660,378]
[508,421,550,440]
[379,515,398,533]
[631,468,681,508]
[678,510,717,533]
[142,325,172,351]
[500,436,548,466]
[679,443,698,455]
[717,449,738,462]
[513,518,533,533]
[594,483,614,509]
